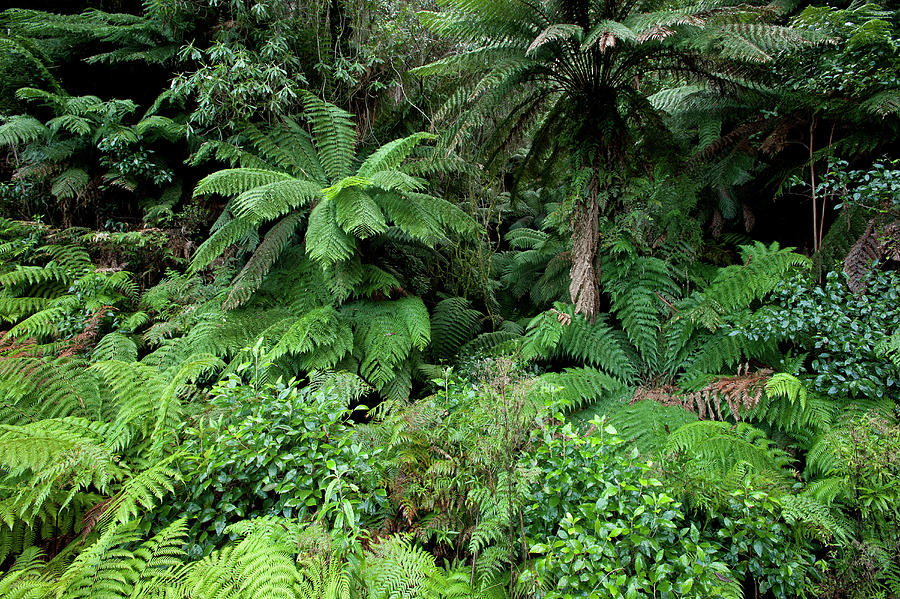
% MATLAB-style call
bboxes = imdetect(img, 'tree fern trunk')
[569,171,601,321]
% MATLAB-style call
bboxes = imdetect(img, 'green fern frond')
[91,333,138,363]
[608,400,698,455]
[334,186,388,239]
[297,551,351,599]
[189,216,260,273]
[351,298,431,393]
[780,494,852,544]
[878,333,900,368]
[523,304,637,382]
[764,372,807,409]
[459,329,523,357]
[0,115,48,147]
[223,212,305,310]
[305,199,356,267]
[686,242,810,325]
[229,179,319,221]
[302,92,356,181]
[363,534,436,599]
[96,458,180,528]
[266,306,352,370]
[666,420,794,483]
[601,253,679,373]
[358,132,437,178]
[533,366,626,415]
[429,297,483,360]
[194,168,294,199]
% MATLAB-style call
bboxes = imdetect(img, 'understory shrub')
[521,418,742,599]
[743,269,900,400]
[159,372,386,554]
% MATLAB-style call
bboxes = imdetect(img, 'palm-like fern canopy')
[415,0,811,318]
[191,92,476,309]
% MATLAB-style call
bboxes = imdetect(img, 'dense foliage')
[0,0,898,597]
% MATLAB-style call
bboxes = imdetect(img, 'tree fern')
[190,102,473,344]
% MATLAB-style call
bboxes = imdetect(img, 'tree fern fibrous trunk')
[569,175,601,321]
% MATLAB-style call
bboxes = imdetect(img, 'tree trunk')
[569,171,601,321]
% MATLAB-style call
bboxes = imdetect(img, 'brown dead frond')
[549,307,572,326]
[632,369,773,421]
[692,117,767,162]
[80,495,115,538]
[638,25,674,42]
[844,220,881,294]
[598,32,616,52]
[58,309,107,358]
[742,202,756,233]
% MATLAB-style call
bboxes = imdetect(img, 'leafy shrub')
[163,372,386,553]
[743,269,900,400]
[521,418,741,599]
[707,487,819,599]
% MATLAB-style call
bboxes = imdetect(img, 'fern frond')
[266,306,353,370]
[429,297,483,360]
[357,132,437,178]
[223,212,305,310]
[350,298,430,394]
[333,186,388,239]
[193,168,294,199]
[666,421,794,483]
[95,458,180,528]
[302,92,356,181]
[523,304,637,382]
[602,253,679,373]
[533,366,626,414]
[0,115,48,147]
[90,332,138,363]
[780,494,852,544]
[609,400,698,455]
[188,216,259,273]
[228,178,319,221]
[305,199,356,267]
[363,534,436,599]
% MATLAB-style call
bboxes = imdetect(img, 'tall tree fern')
[190,95,476,397]
[414,0,814,320]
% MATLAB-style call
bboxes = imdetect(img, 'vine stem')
[810,116,818,253]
